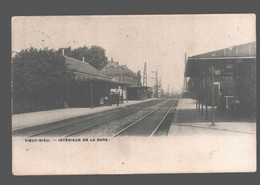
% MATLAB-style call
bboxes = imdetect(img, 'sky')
[12,14,255,92]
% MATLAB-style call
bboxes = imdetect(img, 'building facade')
[185,42,256,118]
[101,57,149,100]
[102,57,141,85]
[64,56,124,107]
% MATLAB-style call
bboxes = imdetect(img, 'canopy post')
[211,64,215,126]
[205,69,208,120]
[201,77,204,115]
[198,77,200,112]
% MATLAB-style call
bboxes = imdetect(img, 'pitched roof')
[64,56,111,81]
[189,41,256,60]
[185,42,256,77]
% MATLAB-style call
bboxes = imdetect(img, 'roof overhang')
[76,77,132,86]
[126,86,150,89]
[185,56,256,77]
[188,56,255,61]
[185,41,256,77]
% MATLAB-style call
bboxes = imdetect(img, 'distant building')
[102,57,140,85]
[102,57,149,100]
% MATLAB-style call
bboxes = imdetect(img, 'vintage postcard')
[12,14,256,175]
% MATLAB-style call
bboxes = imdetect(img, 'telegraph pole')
[143,62,147,86]
[183,52,187,92]
[159,77,162,97]
[155,70,158,98]
[152,70,158,98]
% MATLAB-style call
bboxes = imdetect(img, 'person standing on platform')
[120,93,123,104]
[111,92,115,105]
[100,97,104,107]
[116,92,120,106]
[108,92,112,106]
[104,96,108,106]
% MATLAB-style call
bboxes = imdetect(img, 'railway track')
[13,99,178,138]
[13,99,167,138]
[65,100,170,137]
[110,100,177,138]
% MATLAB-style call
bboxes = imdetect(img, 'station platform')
[168,98,256,136]
[12,99,155,131]
[167,98,256,172]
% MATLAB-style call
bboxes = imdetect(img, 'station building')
[185,41,256,119]
[126,85,149,100]
[64,56,126,107]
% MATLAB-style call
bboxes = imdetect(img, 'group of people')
[100,92,123,106]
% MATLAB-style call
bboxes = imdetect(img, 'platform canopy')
[185,41,256,77]
[126,85,150,90]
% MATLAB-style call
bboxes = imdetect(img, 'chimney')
[62,49,65,56]
[82,56,85,62]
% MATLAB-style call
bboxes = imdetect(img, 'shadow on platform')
[176,109,255,123]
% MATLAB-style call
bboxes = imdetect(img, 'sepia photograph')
[11,14,256,175]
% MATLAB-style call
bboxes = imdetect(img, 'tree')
[12,48,75,113]
[136,70,142,86]
[59,45,108,70]
[85,46,108,70]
